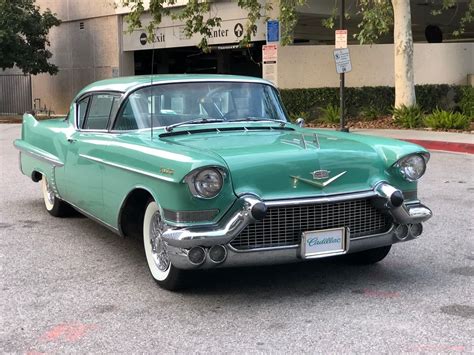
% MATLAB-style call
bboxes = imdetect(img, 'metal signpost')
[337,0,349,132]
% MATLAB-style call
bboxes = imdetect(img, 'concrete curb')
[401,139,474,154]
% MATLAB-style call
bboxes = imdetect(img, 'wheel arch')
[118,186,163,239]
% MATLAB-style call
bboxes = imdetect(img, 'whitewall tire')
[41,175,70,217]
[143,201,184,290]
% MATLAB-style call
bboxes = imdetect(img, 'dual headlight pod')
[394,153,430,181]
[184,167,226,199]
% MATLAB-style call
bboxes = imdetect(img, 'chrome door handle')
[67,138,77,143]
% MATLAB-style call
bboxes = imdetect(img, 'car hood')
[160,127,424,200]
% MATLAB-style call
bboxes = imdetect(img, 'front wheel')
[346,245,392,265]
[41,176,71,217]
[143,201,185,291]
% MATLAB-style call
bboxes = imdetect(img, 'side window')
[114,99,139,130]
[114,91,151,130]
[82,94,117,130]
[77,97,89,128]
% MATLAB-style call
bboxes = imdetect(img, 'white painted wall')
[277,43,474,88]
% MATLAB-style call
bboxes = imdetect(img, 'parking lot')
[1,124,473,353]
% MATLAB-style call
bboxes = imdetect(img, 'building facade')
[29,0,474,114]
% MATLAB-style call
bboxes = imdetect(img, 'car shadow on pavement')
[179,259,412,297]
[74,219,427,298]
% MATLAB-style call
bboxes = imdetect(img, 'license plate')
[301,227,349,259]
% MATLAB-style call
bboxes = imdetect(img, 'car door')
[63,92,120,219]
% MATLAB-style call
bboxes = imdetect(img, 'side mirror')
[296,117,305,127]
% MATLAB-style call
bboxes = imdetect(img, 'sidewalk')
[351,128,474,154]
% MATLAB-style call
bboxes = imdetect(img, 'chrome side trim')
[14,141,64,167]
[78,154,174,182]
[264,190,376,207]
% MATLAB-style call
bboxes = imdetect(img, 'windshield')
[113,82,289,130]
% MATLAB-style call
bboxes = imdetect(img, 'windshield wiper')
[228,117,288,127]
[164,118,225,132]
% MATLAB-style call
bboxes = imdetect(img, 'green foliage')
[280,85,466,122]
[459,86,474,119]
[0,0,61,74]
[392,105,424,129]
[431,0,474,37]
[280,86,394,119]
[320,104,341,124]
[424,108,470,130]
[123,0,270,51]
[279,0,305,45]
[359,105,382,121]
[354,0,393,44]
[122,0,473,52]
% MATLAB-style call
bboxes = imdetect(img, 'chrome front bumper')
[161,183,432,270]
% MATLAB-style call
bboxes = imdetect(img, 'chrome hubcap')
[45,179,55,205]
[150,211,170,272]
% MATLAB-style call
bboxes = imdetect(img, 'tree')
[122,0,473,108]
[0,0,61,75]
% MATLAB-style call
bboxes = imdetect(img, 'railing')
[0,74,32,115]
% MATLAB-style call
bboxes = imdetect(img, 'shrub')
[459,86,474,119]
[320,104,341,123]
[423,108,470,130]
[359,105,382,121]
[280,85,464,121]
[392,105,424,128]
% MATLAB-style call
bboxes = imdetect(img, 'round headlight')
[398,154,427,181]
[194,169,223,198]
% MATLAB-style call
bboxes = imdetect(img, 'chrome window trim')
[78,154,174,182]
[73,91,124,132]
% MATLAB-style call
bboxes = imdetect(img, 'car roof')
[76,74,274,99]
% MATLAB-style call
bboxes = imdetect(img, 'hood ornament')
[290,171,347,188]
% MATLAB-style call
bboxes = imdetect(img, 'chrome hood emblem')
[290,171,347,188]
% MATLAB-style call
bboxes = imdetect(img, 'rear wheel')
[143,201,185,291]
[346,245,392,265]
[41,176,71,217]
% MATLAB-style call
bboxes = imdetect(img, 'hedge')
[280,85,466,121]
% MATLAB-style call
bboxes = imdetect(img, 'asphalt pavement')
[1,124,473,353]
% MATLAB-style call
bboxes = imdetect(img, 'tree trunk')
[392,0,416,108]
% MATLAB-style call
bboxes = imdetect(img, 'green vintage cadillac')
[15,75,432,290]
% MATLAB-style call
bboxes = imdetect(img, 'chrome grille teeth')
[231,198,392,250]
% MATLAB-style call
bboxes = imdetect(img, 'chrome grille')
[231,198,392,250]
